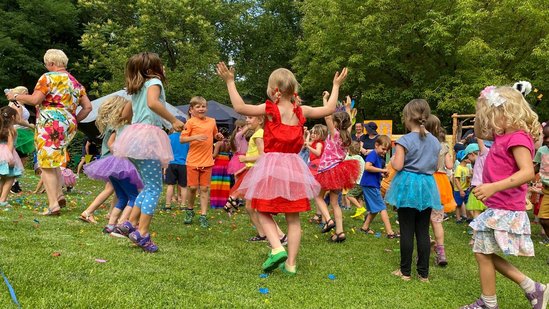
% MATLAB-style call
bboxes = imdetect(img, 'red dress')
[308,140,324,175]
[238,100,321,213]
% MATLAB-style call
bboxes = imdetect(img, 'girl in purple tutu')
[84,95,144,234]
[112,52,185,252]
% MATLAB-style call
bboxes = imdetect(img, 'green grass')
[0,171,547,308]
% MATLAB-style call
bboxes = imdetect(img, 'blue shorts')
[361,186,386,214]
[453,188,471,207]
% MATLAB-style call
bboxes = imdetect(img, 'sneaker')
[262,250,288,272]
[248,235,267,242]
[525,282,549,309]
[102,224,115,234]
[110,221,135,238]
[456,219,464,224]
[443,213,450,221]
[199,215,209,228]
[278,262,296,276]
[280,234,288,246]
[183,209,195,224]
[434,244,448,267]
[129,231,159,253]
[460,298,498,309]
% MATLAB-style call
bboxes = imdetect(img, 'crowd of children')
[3,52,548,308]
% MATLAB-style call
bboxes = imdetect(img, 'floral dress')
[34,72,86,168]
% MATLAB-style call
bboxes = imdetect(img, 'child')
[426,115,455,267]
[360,135,398,238]
[180,97,222,228]
[210,127,232,209]
[534,124,549,249]
[84,95,143,234]
[0,107,23,206]
[305,123,328,223]
[112,52,185,252]
[454,149,472,223]
[217,62,347,274]
[163,116,189,211]
[314,111,360,242]
[227,119,248,177]
[385,99,441,282]
[461,86,547,309]
[346,141,367,219]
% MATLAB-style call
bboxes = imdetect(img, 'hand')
[5,91,15,101]
[322,91,330,101]
[216,62,235,83]
[238,155,246,163]
[215,133,224,141]
[381,168,388,173]
[194,134,207,142]
[473,184,497,202]
[460,190,465,198]
[333,67,348,87]
[171,119,185,131]
[344,96,351,109]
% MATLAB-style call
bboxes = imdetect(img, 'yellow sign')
[364,120,393,137]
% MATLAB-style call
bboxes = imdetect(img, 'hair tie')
[480,86,506,107]
[2,112,8,117]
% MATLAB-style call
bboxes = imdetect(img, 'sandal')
[58,196,66,208]
[391,269,411,281]
[310,214,322,224]
[223,196,239,216]
[360,227,375,235]
[321,219,335,233]
[41,207,61,216]
[330,232,346,243]
[387,233,400,239]
[79,211,97,224]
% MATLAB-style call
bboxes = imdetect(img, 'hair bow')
[480,86,506,107]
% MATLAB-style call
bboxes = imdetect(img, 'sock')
[285,263,296,272]
[520,277,536,294]
[271,247,285,255]
[481,294,497,308]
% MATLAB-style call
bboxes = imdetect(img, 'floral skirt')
[470,208,534,256]
[35,107,77,168]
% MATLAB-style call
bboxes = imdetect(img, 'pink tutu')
[112,124,173,167]
[227,152,245,175]
[239,152,321,201]
[60,167,76,187]
[84,155,143,189]
[0,144,23,177]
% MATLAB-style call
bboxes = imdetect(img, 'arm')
[85,141,90,155]
[7,129,15,153]
[76,95,93,122]
[444,152,453,170]
[147,85,184,131]
[240,138,264,163]
[121,101,133,122]
[216,62,266,116]
[107,132,117,152]
[364,161,388,173]
[391,144,405,171]
[301,68,348,119]
[473,146,535,202]
[212,142,221,158]
[324,115,337,137]
[6,90,45,106]
[477,138,486,154]
[308,142,323,157]
[453,170,464,196]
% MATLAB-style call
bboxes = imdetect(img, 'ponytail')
[419,118,427,138]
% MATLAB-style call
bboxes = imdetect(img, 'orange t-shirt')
[180,116,218,167]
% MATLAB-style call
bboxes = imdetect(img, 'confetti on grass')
[328,274,336,280]
[259,288,269,294]
[259,273,268,278]
[95,259,107,263]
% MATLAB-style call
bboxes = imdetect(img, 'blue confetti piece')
[33,219,39,224]
[1,269,21,308]
[328,274,336,280]
[259,273,268,278]
[351,99,355,109]
[259,287,269,294]
[375,232,381,238]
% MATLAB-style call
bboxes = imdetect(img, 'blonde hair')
[349,141,361,155]
[10,86,28,95]
[266,68,301,104]
[402,99,431,138]
[311,124,328,141]
[189,96,207,109]
[376,135,392,149]
[44,49,68,67]
[475,86,540,142]
[95,95,131,134]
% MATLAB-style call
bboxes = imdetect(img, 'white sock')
[481,294,498,308]
[520,277,536,294]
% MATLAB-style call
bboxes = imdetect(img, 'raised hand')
[172,119,185,132]
[216,62,235,83]
[333,67,348,86]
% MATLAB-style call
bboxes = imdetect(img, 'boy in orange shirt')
[180,97,223,227]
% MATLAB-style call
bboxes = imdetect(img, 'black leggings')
[397,207,432,278]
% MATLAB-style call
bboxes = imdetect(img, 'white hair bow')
[480,86,506,107]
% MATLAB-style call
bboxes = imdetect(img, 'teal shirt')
[101,127,114,157]
[131,78,166,127]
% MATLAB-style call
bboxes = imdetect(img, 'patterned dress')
[34,72,86,168]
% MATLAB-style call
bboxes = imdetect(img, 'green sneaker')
[199,215,209,228]
[262,250,288,272]
[184,209,195,224]
[278,262,297,276]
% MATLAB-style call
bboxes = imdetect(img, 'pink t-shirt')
[318,131,346,172]
[482,131,534,211]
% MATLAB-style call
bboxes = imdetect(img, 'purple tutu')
[84,155,143,189]
[112,123,173,167]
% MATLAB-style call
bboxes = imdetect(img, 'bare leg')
[259,212,282,249]
[137,214,152,235]
[187,187,197,209]
[82,182,114,214]
[314,190,331,222]
[117,206,133,224]
[178,185,187,208]
[0,177,14,202]
[475,253,497,296]
[347,196,363,208]
[285,212,301,266]
[199,186,209,215]
[492,254,527,284]
[128,206,141,226]
[246,200,265,236]
[431,220,444,246]
[108,208,123,226]
[165,185,174,208]
[362,213,377,230]
[76,159,85,176]
[380,210,395,235]
[41,167,61,210]
[331,191,344,234]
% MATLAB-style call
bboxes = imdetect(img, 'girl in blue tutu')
[385,99,441,282]
[461,86,547,309]
[84,96,144,235]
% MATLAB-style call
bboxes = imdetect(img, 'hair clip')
[480,86,506,107]
[2,112,8,117]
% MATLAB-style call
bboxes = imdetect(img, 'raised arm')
[216,62,266,116]
[302,68,348,119]
[147,85,184,131]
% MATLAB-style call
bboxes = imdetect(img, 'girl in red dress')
[217,62,348,275]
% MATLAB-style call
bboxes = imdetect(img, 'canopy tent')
[176,100,241,132]
[76,89,187,141]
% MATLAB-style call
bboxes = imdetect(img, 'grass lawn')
[0,171,547,308]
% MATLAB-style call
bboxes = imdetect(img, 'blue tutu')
[385,170,441,211]
[84,155,143,189]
